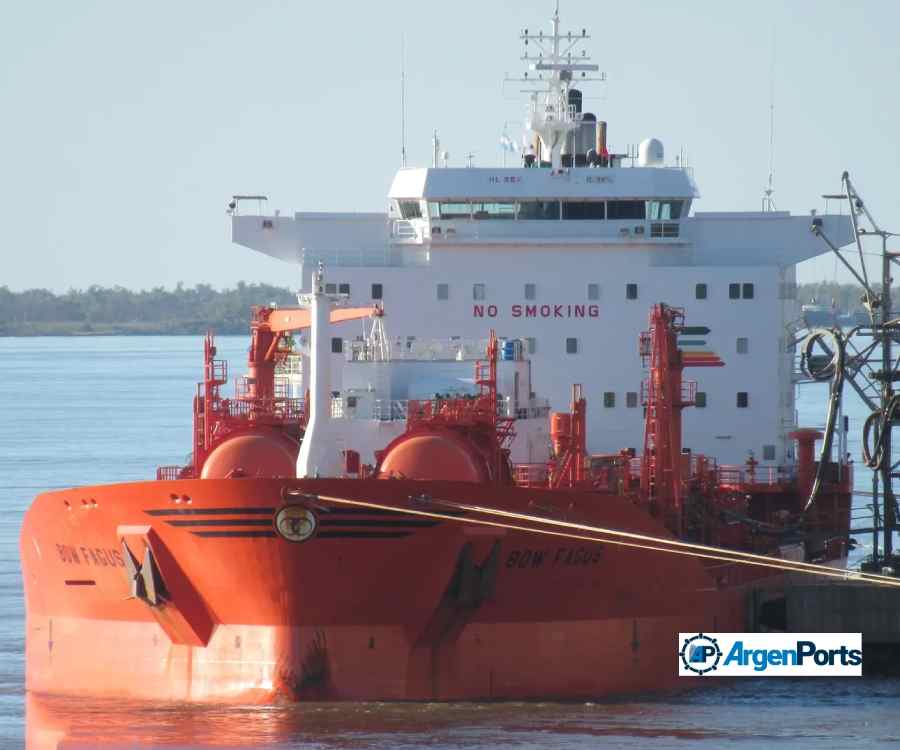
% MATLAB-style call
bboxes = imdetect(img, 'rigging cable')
[290,490,900,589]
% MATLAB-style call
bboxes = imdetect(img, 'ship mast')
[507,3,604,170]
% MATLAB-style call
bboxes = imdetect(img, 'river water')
[1,335,898,749]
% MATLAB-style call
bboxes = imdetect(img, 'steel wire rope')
[800,327,848,512]
[293,491,900,588]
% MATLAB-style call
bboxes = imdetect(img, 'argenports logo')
[679,633,722,675]
[678,633,862,677]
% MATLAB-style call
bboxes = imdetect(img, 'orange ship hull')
[21,477,756,702]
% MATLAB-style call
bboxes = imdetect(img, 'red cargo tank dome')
[378,432,488,482]
[201,434,298,479]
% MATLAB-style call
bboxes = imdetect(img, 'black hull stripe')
[191,530,277,538]
[167,519,435,529]
[316,531,412,539]
[189,530,410,539]
[146,507,275,516]
[321,507,466,518]
[319,519,438,528]
[167,519,273,527]
[64,580,96,586]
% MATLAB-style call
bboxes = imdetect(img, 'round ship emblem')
[274,506,318,543]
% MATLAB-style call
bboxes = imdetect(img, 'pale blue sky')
[2,0,898,291]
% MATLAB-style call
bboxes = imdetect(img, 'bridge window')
[626,391,638,408]
[607,200,646,220]
[518,200,561,220]
[743,283,755,299]
[604,392,616,408]
[331,337,343,354]
[647,200,684,220]
[398,200,422,219]
[472,202,516,219]
[371,283,383,300]
[729,283,741,299]
[325,283,337,294]
[432,202,471,219]
[563,201,605,220]
[338,283,350,295]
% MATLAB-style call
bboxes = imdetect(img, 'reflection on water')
[24,680,900,749]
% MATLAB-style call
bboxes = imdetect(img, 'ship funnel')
[597,120,609,157]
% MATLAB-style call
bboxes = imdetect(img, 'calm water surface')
[1,336,898,749]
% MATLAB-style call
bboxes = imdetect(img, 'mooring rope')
[300,492,900,589]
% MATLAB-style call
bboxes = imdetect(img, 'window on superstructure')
[325,283,337,294]
[729,283,741,300]
[626,283,638,300]
[695,283,707,300]
[566,337,579,354]
[398,201,422,219]
[626,391,638,408]
[563,201,605,220]
[473,283,486,301]
[603,392,616,408]
[587,283,600,301]
[338,283,350,295]
[763,445,776,461]
[524,283,536,300]
[437,283,449,301]
[743,283,755,299]
[647,200,684,221]
[331,337,343,354]
[471,202,516,219]
[371,283,383,300]
[436,202,472,219]
[607,201,646,220]
[525,337,536,354]
[737,337,749,354]
[518,201,561,220]
[737,392,749,408]
[695,391,707,408]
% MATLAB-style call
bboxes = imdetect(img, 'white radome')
[638,138,665,167]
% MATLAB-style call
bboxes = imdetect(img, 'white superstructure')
[231,8,852,468]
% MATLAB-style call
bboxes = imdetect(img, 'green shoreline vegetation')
[0,281,870,336]
[0,283,297,336]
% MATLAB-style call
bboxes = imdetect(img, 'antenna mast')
[505,4,604,170]
[762,30,777,212]
[400,34,408,168]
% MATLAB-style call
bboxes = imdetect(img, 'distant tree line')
[0,280,872,336]
[0,283,297,335]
